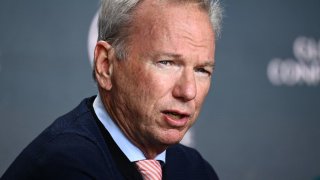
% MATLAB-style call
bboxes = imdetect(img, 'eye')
[158,60,173,66]
[195,67,212,76]
[156,60,176,69]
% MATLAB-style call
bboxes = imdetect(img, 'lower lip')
[162,113,189,127]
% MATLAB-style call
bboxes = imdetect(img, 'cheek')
[142,68,174,94]
[115,62,148,92]
[127,68,164,105]
[138,76,168,106]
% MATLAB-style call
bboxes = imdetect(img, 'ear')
[94,40,115,91]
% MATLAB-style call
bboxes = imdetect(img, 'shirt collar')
[93,94,166,163]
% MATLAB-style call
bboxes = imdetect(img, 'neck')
[98,88,168,159]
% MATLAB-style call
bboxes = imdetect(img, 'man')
[2,0,222,179]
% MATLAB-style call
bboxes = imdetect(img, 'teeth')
[170,114,181,119]
[165,112,182,119]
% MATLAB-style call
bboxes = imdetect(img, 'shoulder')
[2,97,115,179]
[2,132,110,179]
[37,133,111,179]
[31,97,101,160]
[165,144,219,180]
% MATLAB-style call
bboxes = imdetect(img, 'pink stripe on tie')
[136,160,162,180]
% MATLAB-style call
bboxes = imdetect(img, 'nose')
[172,69,197,101]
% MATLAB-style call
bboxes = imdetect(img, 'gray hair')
[98,0,223,60]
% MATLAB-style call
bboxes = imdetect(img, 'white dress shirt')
[93,94,166,162]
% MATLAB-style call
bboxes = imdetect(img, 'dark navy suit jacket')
[1,97,218,180]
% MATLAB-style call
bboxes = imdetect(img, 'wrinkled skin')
[94,1,215,159]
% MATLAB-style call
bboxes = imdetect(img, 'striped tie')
[135,160,162,180]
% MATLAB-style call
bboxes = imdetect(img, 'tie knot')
[136,160,162,180]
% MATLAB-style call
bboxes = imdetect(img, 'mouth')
[161,110,191,127]
[163,111,189,119]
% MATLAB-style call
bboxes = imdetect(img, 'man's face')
[107,2,215,155]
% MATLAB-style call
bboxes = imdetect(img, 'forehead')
[129,1,215,58]
[133,1,212,32]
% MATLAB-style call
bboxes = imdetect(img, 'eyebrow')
[200,61,215,67]
[153,52,182,59]
[199,61,216,73]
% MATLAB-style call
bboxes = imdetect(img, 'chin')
[158,129,186,145]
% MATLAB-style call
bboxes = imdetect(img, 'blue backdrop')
[1,0,319,179]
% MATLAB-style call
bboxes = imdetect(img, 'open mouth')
[162,111,189,120]
[162,110,191,127]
